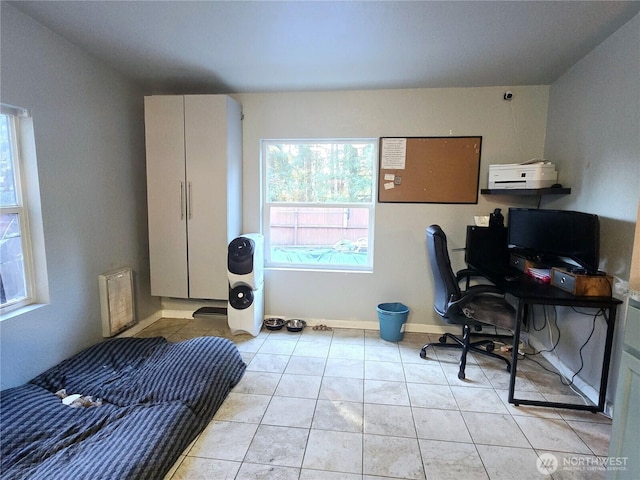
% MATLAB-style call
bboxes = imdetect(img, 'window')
[262,139,376,271]
[1,105,36,311]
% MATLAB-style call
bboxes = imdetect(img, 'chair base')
[420,328,512,380]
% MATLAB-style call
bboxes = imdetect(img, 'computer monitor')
[507,208,600,273]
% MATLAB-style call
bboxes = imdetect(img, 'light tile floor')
[136,317,612,480]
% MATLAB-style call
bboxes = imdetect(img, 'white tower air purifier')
[227,234,264,336]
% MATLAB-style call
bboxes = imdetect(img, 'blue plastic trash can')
[377,302,410,342]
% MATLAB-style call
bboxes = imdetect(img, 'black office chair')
[421,225,516,379]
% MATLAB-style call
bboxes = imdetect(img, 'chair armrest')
[464,284,506,297]
[455,268,481,282]
[456,267,499,290]
[446,284,506,312]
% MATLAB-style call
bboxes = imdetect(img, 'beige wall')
[630,202,640,296]
[537,13,640,410]
[234,86,549,330]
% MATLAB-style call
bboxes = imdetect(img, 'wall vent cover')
[99,267,136,337]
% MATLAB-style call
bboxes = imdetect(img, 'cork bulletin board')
[378,136,482,203]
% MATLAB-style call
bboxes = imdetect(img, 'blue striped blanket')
[0,336,246,479]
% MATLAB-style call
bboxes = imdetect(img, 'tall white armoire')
[144,95,242,300]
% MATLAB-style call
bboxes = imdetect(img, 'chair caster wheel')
[458,371,465,380]
[486,342,495,353]
[439,335,447,343]
[419,349,427,359]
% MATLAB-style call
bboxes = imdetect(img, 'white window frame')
[262,138,377,272]
[1,105,37,313]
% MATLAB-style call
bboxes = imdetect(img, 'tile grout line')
[148,320,609,480]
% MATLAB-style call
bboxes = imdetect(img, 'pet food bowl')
[263,317,285,330]
[286,319,307,332]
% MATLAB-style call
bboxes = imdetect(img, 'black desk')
[468,261,622,412]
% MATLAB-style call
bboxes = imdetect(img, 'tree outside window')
[263,139,376,271]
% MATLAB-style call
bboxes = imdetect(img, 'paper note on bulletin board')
[378,136,482,204]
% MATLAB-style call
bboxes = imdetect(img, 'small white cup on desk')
[474,216,489,227]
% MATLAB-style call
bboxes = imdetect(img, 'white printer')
[488,160,558,189]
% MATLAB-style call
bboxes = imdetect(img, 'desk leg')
[509,303,617,413]
[598,305,618,411]
[508,300,526,406]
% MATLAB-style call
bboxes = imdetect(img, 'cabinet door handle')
[180,181,185,220]
[188,181,193,219]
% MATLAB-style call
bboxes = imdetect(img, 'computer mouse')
[550,183,563,188]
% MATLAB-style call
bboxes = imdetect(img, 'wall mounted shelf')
[480,187,571,196]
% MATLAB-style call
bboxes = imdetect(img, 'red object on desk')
[525,267,551,283]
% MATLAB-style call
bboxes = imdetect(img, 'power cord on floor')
[547,310,591,404]
[525,306,560,353]
[521,306,603,404]
[530,304,548,332]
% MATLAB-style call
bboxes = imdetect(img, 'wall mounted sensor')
[503,91,514,101]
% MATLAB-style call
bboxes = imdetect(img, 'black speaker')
[229,284,254,310]
[228,237,255,276]
[227,233,264,336]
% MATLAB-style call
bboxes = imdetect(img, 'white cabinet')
[144,95,242,300]
[607,300,640,479]
[608,200,640,479]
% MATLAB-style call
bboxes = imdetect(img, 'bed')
[0,335,246,479]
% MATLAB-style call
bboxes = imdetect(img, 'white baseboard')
[161,309,203,320]
[138,308,466,336]
[122,308,512,341]
[116,311,163,338]
[271,316,462,336]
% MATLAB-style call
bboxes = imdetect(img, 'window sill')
[266,266,373,274]
[0,302,47,322]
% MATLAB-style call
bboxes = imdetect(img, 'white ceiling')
[10,0,640,94]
